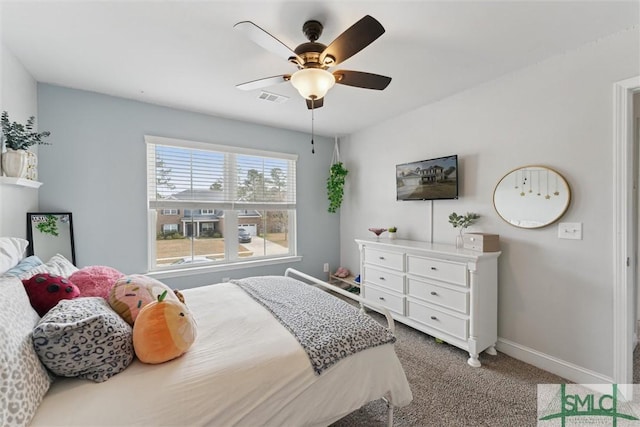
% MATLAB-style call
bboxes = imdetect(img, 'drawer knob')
[430,316,438,320]
[379,277,386,280]
[379,256,385,260]
[430,267,437,271]
[379,297,386,301]
[430,291,438,296]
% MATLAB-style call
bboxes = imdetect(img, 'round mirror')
[493,166,571,229]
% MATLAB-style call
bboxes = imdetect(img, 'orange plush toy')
[132,290,197,364]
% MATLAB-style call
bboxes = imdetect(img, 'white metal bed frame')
[284,268,399,427]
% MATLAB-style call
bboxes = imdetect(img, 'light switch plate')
[558,222,582,240]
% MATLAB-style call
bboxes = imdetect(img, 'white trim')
[144,134,299,161]
[496,338,613,384]
[613,75,640,389]
[147,255,303,280]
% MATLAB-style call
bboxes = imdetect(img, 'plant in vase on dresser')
[1,111,51,179]
[448,212,480,248]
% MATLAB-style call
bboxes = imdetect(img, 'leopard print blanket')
[232,276,396,375]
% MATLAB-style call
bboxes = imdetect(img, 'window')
[146,135,297,271]
[162,224,178,233]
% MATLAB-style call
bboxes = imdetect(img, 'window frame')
[145,135,300,275]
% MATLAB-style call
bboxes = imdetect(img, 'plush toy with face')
[133,290,197,364]
[108,274,178,325]
[22,273,80,316]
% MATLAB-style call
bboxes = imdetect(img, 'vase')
[1,148,29,178]
[456,233,464,248]
[389,232,397,240]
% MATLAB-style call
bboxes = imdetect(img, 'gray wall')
[36,84,339,288]
[0,44,39,238]
[339,27,640,380]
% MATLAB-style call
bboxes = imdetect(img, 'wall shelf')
[0,177,42,189]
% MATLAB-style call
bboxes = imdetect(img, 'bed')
[2,255,412,427]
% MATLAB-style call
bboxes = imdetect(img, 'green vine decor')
[327,162,349,213]
[36,214,59,237]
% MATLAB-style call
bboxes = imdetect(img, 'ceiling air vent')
[258,91,289,104]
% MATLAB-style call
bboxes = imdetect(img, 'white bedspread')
[30,282,412,427]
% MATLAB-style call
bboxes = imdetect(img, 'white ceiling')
[1,1,638,137]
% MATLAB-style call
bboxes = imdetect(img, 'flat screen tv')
[396,155,458,201]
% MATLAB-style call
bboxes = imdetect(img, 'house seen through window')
[146,136,297,271]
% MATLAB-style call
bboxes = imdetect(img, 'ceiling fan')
[234,15,392,109]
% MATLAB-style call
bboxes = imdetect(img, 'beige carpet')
[331,308,567,427]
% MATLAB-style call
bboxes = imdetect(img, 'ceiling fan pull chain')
[311,98,315,154]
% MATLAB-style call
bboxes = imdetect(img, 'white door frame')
[613,75,640,390]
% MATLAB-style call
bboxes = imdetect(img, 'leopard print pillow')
[32,297,134,383]
[0,276,51,427]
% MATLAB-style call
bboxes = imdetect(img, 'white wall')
[340,27,640,380]
[0,44,38,238]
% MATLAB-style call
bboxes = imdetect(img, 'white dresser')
[356,238,500,367]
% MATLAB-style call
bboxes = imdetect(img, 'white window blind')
[146,136,297,211]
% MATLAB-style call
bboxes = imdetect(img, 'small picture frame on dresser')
[462,233,500,252]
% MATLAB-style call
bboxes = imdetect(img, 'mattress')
[30,281,412,426]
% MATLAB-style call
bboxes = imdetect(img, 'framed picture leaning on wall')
[26,212,75,265]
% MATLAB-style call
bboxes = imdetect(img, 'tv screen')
[396,155,458,201]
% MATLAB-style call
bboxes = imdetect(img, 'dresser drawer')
[407,278,468,314]
[365,248,404,271]
[406,300,468,340]
[364,266,404,293]
[407,255,467,286]
[364,285,405,315]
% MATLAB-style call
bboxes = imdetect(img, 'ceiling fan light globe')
[290,68,335,100]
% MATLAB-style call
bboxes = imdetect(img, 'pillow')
[69,265,124,300]
[0,237,29,275]
[0,276,51,426]
[17,253,79,280]
[32,297,134,383]
[3,255,43,277]
[133,291,197,364]
[109,274,179,325]
[22,273,81,317]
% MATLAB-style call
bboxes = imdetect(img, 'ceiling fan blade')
[306,97,324,109]
[236,75,291,91]
[234,21,303,65]
[320,15,385,66]
[333,70,391,90]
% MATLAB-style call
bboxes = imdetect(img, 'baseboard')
[496,337,613,384]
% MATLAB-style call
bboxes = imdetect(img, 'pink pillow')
[69,266,124,300]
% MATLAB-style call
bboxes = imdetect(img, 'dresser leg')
[467,354,481,368]
[485,345,497,356]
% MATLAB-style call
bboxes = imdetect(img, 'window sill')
[147,255,303,280]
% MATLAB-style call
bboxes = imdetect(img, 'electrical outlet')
[323,263,329,273]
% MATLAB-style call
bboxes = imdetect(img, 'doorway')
[613,76,640,391]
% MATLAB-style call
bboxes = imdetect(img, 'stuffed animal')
[22,273,80,316]
[108,274,179,325]
[69,265,124,300]
[133,290,197,364]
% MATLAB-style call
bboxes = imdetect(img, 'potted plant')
[448,212,480,247]
[1,111,51,178]
[388,226,398,240]
[327,162,348,213]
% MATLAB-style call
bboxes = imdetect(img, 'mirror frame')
[493,165,571,229]
[26,212,76,264]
